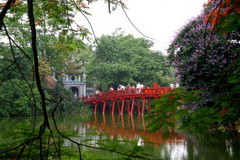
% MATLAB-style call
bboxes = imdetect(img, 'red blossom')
[204,0,240,31]
[220,108,228,115]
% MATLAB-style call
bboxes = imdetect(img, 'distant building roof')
[44,75,57,89]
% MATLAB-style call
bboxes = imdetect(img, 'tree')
[163,1,240,131]
[204,0,240,33]
[0,1,153,159]
[87,30,172,90]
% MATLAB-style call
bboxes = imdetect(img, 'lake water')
[0,113,240,159]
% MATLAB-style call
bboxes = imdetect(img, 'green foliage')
[46,83,92,114]
[146,88,200,131]
[87,31,173,89]
[181,106,222,133]
[39,57,53,81]
[212,57,240,127]
[146,87,240,132]
[48,35,91,76]
[1,1,160,159]
[0,79,32,117]
[0,122,79,159]
[216,14,240,33]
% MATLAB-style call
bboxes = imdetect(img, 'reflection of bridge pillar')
[94,112,97,122]
[130,115,135,129]
[102,113,106,124]
[102,101,106,114]
[120,99,125,115]
[94,103,98,113]
[127,100,130,114]
[130,99,135,115]
[147,99,151,112]
[111,100,115,114]
[138,114,141,129]
[111,114,115,127]
[117,101,121,113]
[142,115,146,131]
[137,99,140,115]
[120,114,125,128]
[142,99,146,115]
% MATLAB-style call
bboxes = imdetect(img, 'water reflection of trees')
[1,115,239,160]
[61,113,187,159]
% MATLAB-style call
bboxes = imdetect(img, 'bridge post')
[142,99,146,115]
[130,99,135,115]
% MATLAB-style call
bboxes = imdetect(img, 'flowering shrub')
[167,1,240,131]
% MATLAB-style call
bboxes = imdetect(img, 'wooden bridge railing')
[81,87,171,104]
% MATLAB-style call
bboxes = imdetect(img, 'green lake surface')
[0,113,240,160]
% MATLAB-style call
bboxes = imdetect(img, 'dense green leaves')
[146,88,201,131]
[87,32,173,90]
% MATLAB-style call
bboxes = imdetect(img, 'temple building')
[62,73,86,98]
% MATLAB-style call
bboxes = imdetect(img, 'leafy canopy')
[87,30,173,90]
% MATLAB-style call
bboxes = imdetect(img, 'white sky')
[76,0,208,55]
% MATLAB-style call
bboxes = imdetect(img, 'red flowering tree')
[204,0,240,32]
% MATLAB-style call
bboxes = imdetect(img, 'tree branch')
[0,0,15,30]
[120,0,155,41]
[27,0,49,128]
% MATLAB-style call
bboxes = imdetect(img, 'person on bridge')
[136,82,144,93]
[127,83,131,89]
[153,83,159,88]
[170,83,175,89]
[74,93,78,100]
[176,82,180,88]
[136,82,141,93]
[95,89,100,94]
[118,85,125,90]
[143,83,147,88]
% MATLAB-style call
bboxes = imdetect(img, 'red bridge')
[81,86,171,115]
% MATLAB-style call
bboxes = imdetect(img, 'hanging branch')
[72,0,100,47]
[0,0,15,30]
[108,0,111,13]
[120,0,155,41]
[27,0,50,129]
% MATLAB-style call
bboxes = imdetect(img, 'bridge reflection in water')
[90,113,185,147]
[63,113,185,147]
[62,113,187,159]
